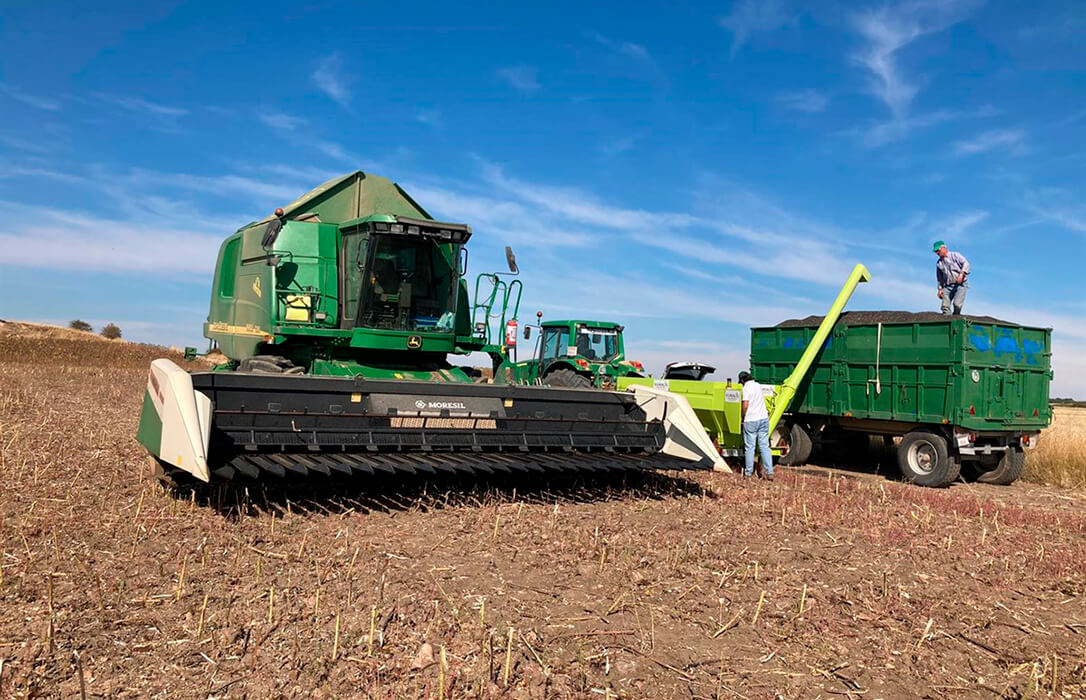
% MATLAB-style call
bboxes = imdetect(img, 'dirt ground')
[1,325,1083,699]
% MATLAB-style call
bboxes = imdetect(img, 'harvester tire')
[238,355,304,374]
[544,368,592,388]
[777,423,812,466]
[897,430,960,487]
[971,447,1026,486]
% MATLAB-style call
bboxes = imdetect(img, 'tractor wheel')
[544,368,593,388]
[238,355,305,374]
[897,429,960,488]
[773,422,812,466]
[971,448,1026,486]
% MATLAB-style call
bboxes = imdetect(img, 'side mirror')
[505,246,518,274]
[261,217,284,249]
[523,325,531,340]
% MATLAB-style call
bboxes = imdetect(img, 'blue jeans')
[743,418,773,477]
[941,281,968,315]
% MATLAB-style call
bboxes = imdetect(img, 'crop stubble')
[0,326,1083,698]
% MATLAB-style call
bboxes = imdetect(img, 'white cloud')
[312,54,351,107]
[719,0,793,56]
[0,83,61,111]
[858,106,999,148]
[496,65,540,93]
[952,128,1026,156]
[589,32,663,81]
[258,111,307,131]
[95,93,188,117]
[935,210,989,239]
[0,202,220,276]
[415,108,442,128]
[778,88,829,113]
[1021,189,1086,234]
[849,1,978,117]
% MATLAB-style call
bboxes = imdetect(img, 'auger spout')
[767,263,871,434]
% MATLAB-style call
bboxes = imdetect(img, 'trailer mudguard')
[627,385,731,472]
[137,359,213,482]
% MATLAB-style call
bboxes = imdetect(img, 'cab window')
[540,327,569,363]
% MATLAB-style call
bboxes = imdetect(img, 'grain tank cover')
[242,170,431,229]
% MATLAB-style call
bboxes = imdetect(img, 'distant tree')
[69,319,93,332]
[101,323,122,340]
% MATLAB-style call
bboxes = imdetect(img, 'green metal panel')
[135,389,163,453]
[750,316,1053,431]
[238,171,430,232]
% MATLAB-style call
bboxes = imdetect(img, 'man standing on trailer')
[739,371,774,481]
[933,241,970,315]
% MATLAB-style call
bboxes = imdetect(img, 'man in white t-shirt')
[739,371,773,480]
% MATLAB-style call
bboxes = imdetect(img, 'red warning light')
[274,207,284,217]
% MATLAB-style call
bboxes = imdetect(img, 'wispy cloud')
[777,88,829,113]
[719,0,793,57]
[312,53,351,107]
[849,1,978,117]
[1022,189,1086,234]
[952,128,1026,156]
[256,108,357,164]
[0,83,61,111]
[589,32,664,82]
[858,106,998,148]
[258,111,307,131]
[0,201,221,276]
[935,210,989,239]
[496,65,540,93]
[415,108,442,128]
[95,93,188,117]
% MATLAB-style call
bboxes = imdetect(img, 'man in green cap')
[933,240,970,315]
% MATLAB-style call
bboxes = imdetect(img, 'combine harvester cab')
[137,170,724,484]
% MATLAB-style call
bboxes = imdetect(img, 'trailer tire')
[544,368,592,388]
[897,430,960,487]
[776,423,812,466]
[972,447,1026,486]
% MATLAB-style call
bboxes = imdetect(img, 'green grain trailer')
[750,312,1053,487]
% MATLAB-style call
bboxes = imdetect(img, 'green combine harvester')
[136,171,725,483]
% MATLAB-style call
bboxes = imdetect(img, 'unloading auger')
[137,170,725,483]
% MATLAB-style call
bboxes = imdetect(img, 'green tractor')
[495,315,644,389]
[136,170,725,484]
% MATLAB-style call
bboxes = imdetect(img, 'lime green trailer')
[620,264,872,468]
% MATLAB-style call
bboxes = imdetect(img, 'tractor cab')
[497,316,644,388]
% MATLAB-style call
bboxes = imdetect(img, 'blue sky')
[2,0,1084,395]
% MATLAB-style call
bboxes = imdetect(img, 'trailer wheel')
[544,368,592,388]
[972,448,1026,486]
[897,430,960,487]
[775,423,812,466]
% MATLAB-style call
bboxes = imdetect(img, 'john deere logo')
[407,335,422,349]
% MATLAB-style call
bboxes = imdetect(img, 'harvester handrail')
[767,263,871,434]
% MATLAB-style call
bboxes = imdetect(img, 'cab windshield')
[574,325,618,361]
[356,234,458,333]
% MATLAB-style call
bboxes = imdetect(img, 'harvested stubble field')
[1,321,1084,699]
